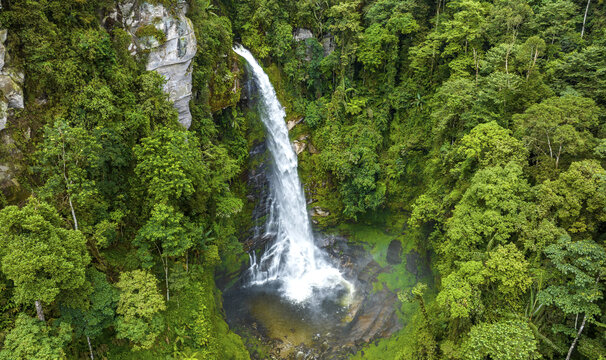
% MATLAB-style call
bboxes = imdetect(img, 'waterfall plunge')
[234,45,353,304]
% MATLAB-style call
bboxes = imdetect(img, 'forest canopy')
[0,0,605,359]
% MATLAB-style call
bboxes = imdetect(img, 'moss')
[210,53,242,112]
[135,24,166,45]
[263,63,302,123]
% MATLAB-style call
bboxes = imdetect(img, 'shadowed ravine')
[224,47,406,359]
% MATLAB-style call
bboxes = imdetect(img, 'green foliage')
[443,162,531,267]
[134,127,207,204]
[0,198,91,308]
[60,268,118,339]
[0,314,72,360]
[513,95,600,172]
[135,24,167,45]
[463,319,540,360]
[450,121,528,178]
[539,235,605,322]
[436,261,485,320]
[484,244,532,299]
[1,0,606,358]
[536,160,606,236]
[115,270,166,350]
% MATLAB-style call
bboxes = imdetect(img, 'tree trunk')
[59,128,79,232]
[87,335,94,360]
[473,48,479,83]
[527,48,539,79]
[581,0,591,38]
[35,300,45,321]
[68,195,79,231]
[566,314,586,360]
[164,263,170,301]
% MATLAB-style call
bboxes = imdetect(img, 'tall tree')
[513,95,600,171]
[0,198,90,320]
[0,314,72,360]
[60,269,118,360]
[538,235,606,360]
[115,270,166,350]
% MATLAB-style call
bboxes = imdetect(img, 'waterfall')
[234,45,353,304]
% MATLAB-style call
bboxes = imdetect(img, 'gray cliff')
[118,1,197,129]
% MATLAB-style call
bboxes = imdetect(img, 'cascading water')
[234,45,353,303]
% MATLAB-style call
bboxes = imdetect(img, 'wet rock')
[386,239,403,265]
[119,0,196,128]
[317,234,337,248]
[0,29,5,71]
[405,249,420,277]
[345,288,401,344]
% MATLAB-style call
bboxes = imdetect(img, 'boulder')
[321,35,336,56]
[386,240,403,265]
[292,140,306,155]
[120,0,197,128]
[293,28,313,42]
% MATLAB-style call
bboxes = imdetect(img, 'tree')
[430,77,478,143]
[439,0,489,77]
[443,162,531,267]
[134,127,208,205]
[437,261,485,320]
[60,268,118,360]
[450,121,527,179]
[513,95,600,170]
[134,203,196,301]
[538,235,606,360]
[398,283,437,360]
[38,120,104,232]
[0,314,72,360]
[318,121,385,219]
[115,270,166,350]
[463,319,541,360]
[0,198,91,320]
[484,244,532,301]
[532,0,579,48]
[357,23,397,72]
[549,32,606,105]
[536,160,606,237]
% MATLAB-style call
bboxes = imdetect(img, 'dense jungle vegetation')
[0,0,605,359]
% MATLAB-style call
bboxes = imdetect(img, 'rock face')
[0,29,24,132]
[321,35,336,56]
[119,1,197,128]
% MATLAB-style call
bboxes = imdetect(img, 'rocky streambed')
[223,233,416,360]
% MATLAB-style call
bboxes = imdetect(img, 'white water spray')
[234,45,353,303]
